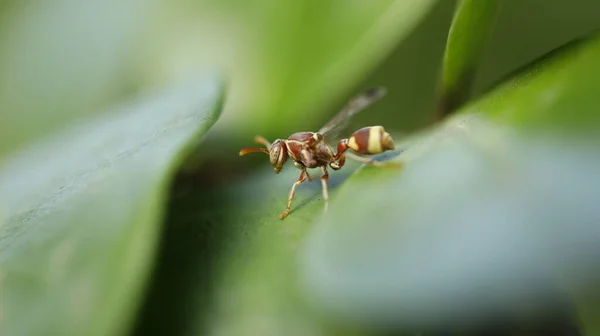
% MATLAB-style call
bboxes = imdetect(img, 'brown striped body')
[346,126,395,155]
[240,126,394,174]
[273,126,394,171]
[238,86,398,220]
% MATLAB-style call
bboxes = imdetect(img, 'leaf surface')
[138,33,600,335]
[0,0,161,160]
[301,33,600,330]
[438,0,501,115]
[0,76,223,336]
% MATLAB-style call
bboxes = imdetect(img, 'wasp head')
[239,136,287,173]
[269,140,288,173]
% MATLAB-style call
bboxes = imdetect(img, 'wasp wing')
[318,87,387,142]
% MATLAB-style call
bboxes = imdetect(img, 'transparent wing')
[318,87,387,142]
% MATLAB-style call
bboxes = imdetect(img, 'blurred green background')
[2,0,600,335]
[4,0,600,161]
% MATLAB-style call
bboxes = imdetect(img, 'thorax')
[284,132,333,168]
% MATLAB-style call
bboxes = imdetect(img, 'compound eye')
[269,141,288,169]
[269,141,281,166]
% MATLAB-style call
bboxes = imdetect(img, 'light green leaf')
[0,0,161,160]
[0,76,223,336]
[150,0,441,142]
[134,158,369,335]
[300,33,600,330]
[438,0,501,116]
[253,0,440,132]
[480,35,600,133]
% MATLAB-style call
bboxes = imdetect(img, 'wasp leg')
[280,169,308,220]
[345,151,402,168]
[254,135,271,148]
[320,166,329,213]
[294,161,311,181]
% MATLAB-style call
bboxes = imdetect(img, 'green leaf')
[438,0,501,116]
[299,33,600,330]
[0,0,162,160]
[253,0,440,131]
[134,159,369,335]
[160,0,441,142]
[0,76,223,336]
[569,285,600,336]
[479,35,600,134]
[136,32,600,336]
[470,0,600,97]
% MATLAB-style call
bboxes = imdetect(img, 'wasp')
[239,87,398,219]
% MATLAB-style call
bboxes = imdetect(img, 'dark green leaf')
[0,76,223,336]
[438,0,501,116]
[299,33,600,330]
[134,158,370,335]
[479,34,600,133]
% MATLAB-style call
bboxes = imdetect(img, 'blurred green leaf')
[300,33,600,330]
[134,157,370,335]
[364,0,600,134]
[0,0,161,160]
[472,0,600,96]
[438,0,501,116]
[3,0,600,334]
[569,284,600,336]
[479,35,600,134]
[0,76,223,336]
[139,32,600,335]
[251,0,440,133]
[150,0,441,142]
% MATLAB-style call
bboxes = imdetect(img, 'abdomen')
[347,126,395,155]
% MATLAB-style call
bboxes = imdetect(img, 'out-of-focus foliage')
[471,0,600,95]
[0,0,162,159]
[0,0,438,161]
[302,35,600,329]
[134,160,364,336]
[139,0,439,139]
[363,0,600,133]
[3,0,600,159]
[0,77,223,336]
[136,32,600,335]
[483,36,600,133]
[439,0,501,115]
[2,0,600,335]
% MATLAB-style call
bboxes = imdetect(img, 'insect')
[239,87,398,220]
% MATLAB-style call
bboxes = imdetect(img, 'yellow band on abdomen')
[367,126,383,154]
[347,137,359,152]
